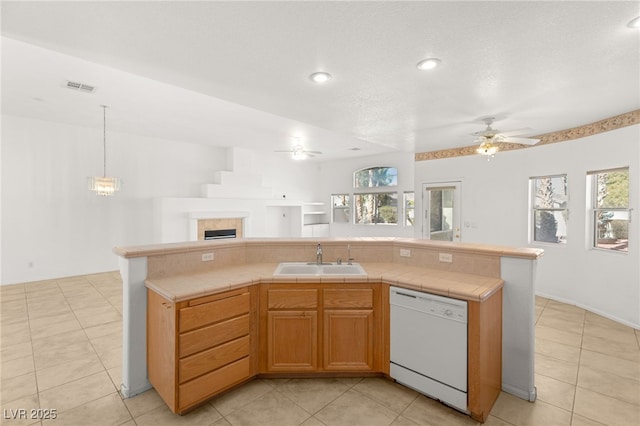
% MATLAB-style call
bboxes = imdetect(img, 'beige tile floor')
[1,272,639,426]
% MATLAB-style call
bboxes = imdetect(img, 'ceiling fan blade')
[499,127,533,137]
[305,151,322,155]
[274,150,293,153]
[502,136,540,145]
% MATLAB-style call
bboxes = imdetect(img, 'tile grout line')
[567,308,586,426]
[25,280,50,419]
[2,284,41,426]
[50,277,133,423]
[83,275,136,421]
[392,388,422,426]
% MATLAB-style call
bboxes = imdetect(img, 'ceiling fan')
[473,117,539,159]
[274,141,322,160]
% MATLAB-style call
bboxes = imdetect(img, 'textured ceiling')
[2,1,639,161]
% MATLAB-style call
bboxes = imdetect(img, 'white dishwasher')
[389,286,468,412]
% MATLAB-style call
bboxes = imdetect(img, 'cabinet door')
[323,310,374,371]
[267,311,318,371]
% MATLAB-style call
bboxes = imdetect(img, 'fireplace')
[204,229,237,240]
[193,216,245,241]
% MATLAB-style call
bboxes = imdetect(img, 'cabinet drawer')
[179,356,250,410]
[268,289,318,309]
[179,335,250,383]
[179,292,250,332]
[180,314,250,358]
[323,289,373,308]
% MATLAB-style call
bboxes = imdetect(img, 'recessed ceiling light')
[627,16,640,29]
[309,72,332,83]
[416,58,441,71]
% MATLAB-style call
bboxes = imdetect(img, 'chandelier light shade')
[88,105,121,195]
[88,176,121,195]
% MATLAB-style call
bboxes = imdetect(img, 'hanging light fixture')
[291,144,306,160]
[476,139,499,160]
[88,105,121,195]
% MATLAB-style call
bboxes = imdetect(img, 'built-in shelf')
[302,202,329,236]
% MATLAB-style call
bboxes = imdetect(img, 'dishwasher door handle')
[394,291,417,299]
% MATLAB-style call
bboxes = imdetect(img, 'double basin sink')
[273,262,367,277]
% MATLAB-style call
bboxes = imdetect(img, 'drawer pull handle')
[161,302,171,309]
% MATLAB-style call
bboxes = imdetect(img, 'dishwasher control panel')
[390,287,467,323]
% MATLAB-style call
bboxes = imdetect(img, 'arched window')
[354,167,398,188]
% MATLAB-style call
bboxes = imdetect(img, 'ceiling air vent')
[64,80,96,93]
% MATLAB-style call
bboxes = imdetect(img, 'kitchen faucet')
[316,243,323,265]
[347,244,355,265]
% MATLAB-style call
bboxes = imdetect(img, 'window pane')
[332,194,350,223]
[534,175,568,209]
[595,170,629,208]
[354,167,398,188]
[429,189,454,234]
[355,193,397,224]
[595,210,629,252]
[534,210,567,244]
[404,192,414,227]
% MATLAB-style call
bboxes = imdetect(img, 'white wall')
[154,148,323,242]
[1,114,226,285]
[414,125,640,328]
[319,151,416,238]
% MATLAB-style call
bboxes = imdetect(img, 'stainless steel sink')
[273,262,367,277]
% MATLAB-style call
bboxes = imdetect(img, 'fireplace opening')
[204,229,237,240]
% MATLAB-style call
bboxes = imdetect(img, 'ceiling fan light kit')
[291,144,306,160]
[473,117,539,159]
[274,138,322,160]
[476,140,499,160]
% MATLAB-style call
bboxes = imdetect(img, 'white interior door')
[422,182,461,242]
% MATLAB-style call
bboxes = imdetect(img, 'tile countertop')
[145,262,504,304]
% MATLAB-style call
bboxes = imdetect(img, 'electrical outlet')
[201,253,214,262]
[399,249,411,257]
[439,253,453,263]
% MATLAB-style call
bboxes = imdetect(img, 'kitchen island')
[114,238,542,422]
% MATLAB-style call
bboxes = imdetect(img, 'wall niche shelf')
[302,202,329,237]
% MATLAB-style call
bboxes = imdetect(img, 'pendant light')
[88,105,121,195]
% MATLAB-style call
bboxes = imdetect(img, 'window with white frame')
[331,194,350,223]
[530,174,568,244]
[404,192,414,227]
[588,167,629,252]
[354,192,398,224]
[352,166,399,225]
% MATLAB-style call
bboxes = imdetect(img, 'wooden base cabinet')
[259,283,381,374]
[147,287,257,414]
[268,311,318,370]
[147,280,500,421]
[324,310,374,371]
